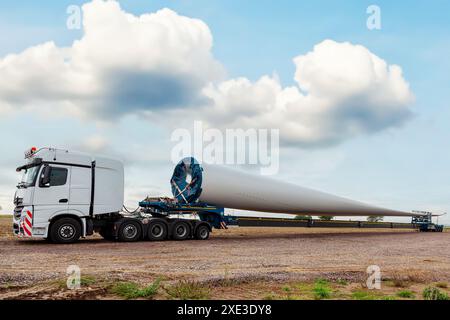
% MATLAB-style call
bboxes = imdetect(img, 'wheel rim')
[123,224,138,239]
[199,228,208,239]
[176,225,187,238]
[59,225,75,239]
[151,224,164,238]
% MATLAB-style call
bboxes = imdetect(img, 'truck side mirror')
[40,165,52,187]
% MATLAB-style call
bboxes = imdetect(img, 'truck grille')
[14,206,23,219]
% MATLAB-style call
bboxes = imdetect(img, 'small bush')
[423,287,449,300]
[165,280,210,300]
[313,279,331,300]
[397,290,415,298]
[111,278,160,299]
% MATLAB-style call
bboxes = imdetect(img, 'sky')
[0,0,449,225]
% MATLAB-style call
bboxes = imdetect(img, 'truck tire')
[50,217,81,244]
[172,221,190,240]
[195,225,210,240]
[147,219,168,241]
[118,220,141,242]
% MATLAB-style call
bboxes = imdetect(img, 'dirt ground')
[0,216,449,299]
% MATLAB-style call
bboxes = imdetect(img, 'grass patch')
[397,290,415,299]
[80,275,97,286]
[165,280,210,300]
[281,285,292,299]
[263,293,277,300]
[56,275,98,290]
[352,290,376,300]
[110,278,161,299]
[351,290,393,300]
[423,287,449,300]
[313,279,331,300]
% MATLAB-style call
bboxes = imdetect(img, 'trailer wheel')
[172,221,190,240]
[118,220,141,242]
[50,217,81,244]
[195,225,210,240]
[147,220,168,241]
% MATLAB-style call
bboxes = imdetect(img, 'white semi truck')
[13,147,214,243]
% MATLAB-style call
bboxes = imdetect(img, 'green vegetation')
[110,278,161,299]
[80,275,97,286]
[313,279,331,299]
[46,275,450,300]
[165,280,210,300]
[56,275,97,289]
[263,293,277,300]
[423,287,449,300]
[336,279,348,286]
[351,290,395,300]
[352,290,376,300]
[397,290,415,298]
[281,285,294,299]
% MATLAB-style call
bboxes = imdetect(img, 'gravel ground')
[1,215,449,295]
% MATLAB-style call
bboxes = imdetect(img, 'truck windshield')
[19,165,40,188]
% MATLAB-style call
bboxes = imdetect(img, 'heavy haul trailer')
[233,216,439,230]
[91,200,226,242]
[13,147,443,243]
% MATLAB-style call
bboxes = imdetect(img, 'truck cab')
[13,147,124,242]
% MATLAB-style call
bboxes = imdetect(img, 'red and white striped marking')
[220,221,228,230]
[22,210,33,237]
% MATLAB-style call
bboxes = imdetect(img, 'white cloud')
[189,39,414,147]
[0,0,414,147]
[77,134,109,153]
[0,0,223,118]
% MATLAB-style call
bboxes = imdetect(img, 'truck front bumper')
[12,207,47,238]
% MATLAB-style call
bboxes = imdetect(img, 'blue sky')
[0,1,449,224]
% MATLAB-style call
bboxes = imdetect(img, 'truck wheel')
[172,221,190,240]
[50,217,81,244]
[195,225,210,240]
[118,220,141,242]
[147,220,168,241]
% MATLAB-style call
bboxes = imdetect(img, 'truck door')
[33,164,71,210]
